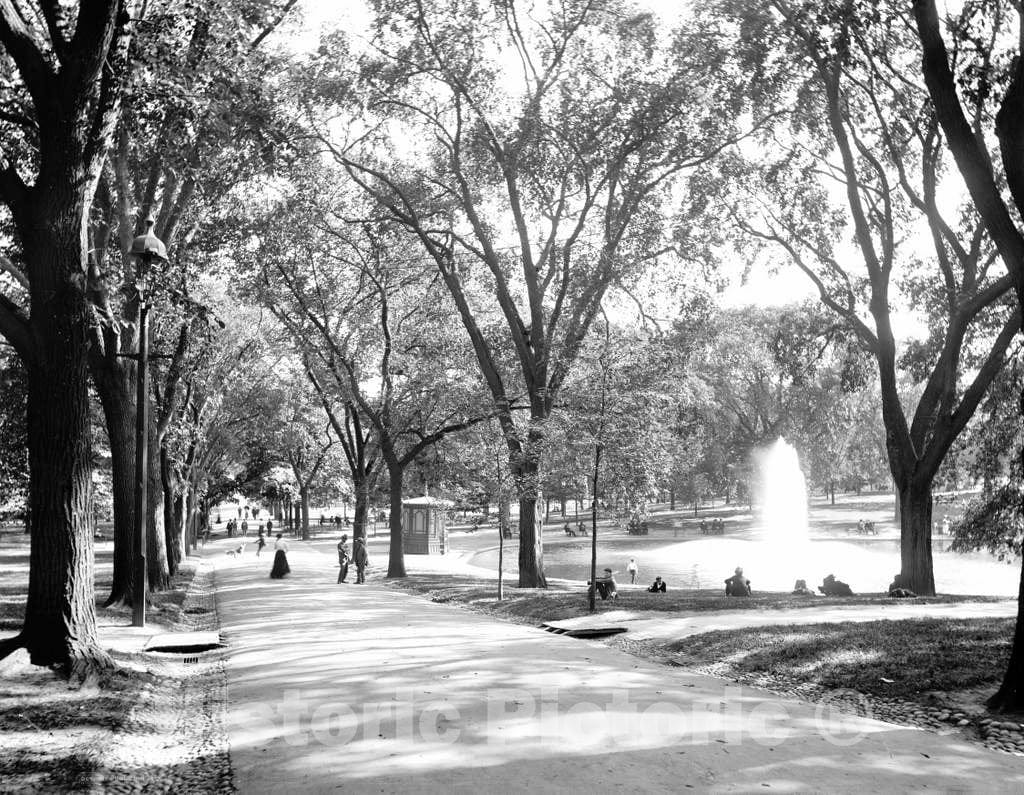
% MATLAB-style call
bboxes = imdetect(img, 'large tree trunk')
[513,456,547,588]
[386,465,406,578]
[17,210,108,672]
[147,427,170,591]
[93,369,137,607]
[898,478,936,596]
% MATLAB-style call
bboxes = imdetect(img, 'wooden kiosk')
[401,496,450,555]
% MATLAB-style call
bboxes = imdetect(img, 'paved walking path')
[213,542,1024,793]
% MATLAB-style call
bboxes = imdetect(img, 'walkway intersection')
[213,540,1024,793]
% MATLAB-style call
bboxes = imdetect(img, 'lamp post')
[129,216,167,628]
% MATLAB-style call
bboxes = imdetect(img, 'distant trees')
[307,0,761,586]
[247,178,490,577]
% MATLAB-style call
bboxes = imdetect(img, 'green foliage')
[950,351,1024,560]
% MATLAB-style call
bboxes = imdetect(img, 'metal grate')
[182,656,200,664]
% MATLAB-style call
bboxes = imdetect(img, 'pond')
[470,535,1020,596]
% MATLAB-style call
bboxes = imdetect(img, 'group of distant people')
[720,569,918,598]
[699,518,726,535]
[588,557,669,599]
[225,517,273,537]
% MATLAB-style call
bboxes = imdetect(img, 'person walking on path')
[353,536,368,583]
[627,558,639,584]
[270,533,291,579]
[240,518,248,537]
[337,535,350,583]
[256,531,267,557]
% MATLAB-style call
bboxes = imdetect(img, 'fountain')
[753,437,809,545]
[746,437,816,588]
[469,436,1020,595]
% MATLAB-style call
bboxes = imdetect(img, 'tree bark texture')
[514,456,547,589]
[897,480,936,596]
[146,423,169,591]
[300,485,310,541]
[20,200,107,671]
[387,465,406,578]
[353,481,371,542]
[93,368,137,607]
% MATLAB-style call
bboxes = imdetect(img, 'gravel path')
[88,560,234,794]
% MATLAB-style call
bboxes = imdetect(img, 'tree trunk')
[386,465,406,578]
[987,555,1024,710]
[146,427,170,591]
[186,481,199,552]
[353,478,371,541]
[300,484,310,541]
[15,209,109,672]
[987,417,1024,711]
[830,480,836,505]
[161,448,180,575]
[94,373,137,607]
[514,456,546,588]
[670,487,675,511]
[898,479,936,596]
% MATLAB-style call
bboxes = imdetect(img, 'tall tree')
[0,1,135,673]
[308,0,758,585]
[714,0,1018,594]
[909,0,1024,710]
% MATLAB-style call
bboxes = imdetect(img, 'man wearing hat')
[590,568,618,600]
[647,576,667,593]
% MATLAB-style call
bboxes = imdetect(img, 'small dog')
[226,544,244,558]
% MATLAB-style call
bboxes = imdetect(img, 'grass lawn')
[388,572,1016,713]
[387,572,1005,623]
[669,618,1013,697]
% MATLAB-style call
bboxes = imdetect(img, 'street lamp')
[129,216,167,628]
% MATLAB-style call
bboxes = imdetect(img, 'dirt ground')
[0,527,198,793]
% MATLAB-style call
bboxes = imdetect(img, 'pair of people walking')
[337,535,368,583]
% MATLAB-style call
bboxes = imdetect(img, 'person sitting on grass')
[647,576,667,593]
[724,567,751,596]
[791,578,814,596]
[588,568,618,600]
[887,573,917,598]
[818,573,854,596]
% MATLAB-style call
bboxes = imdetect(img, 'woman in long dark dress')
[270,533,290,579]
